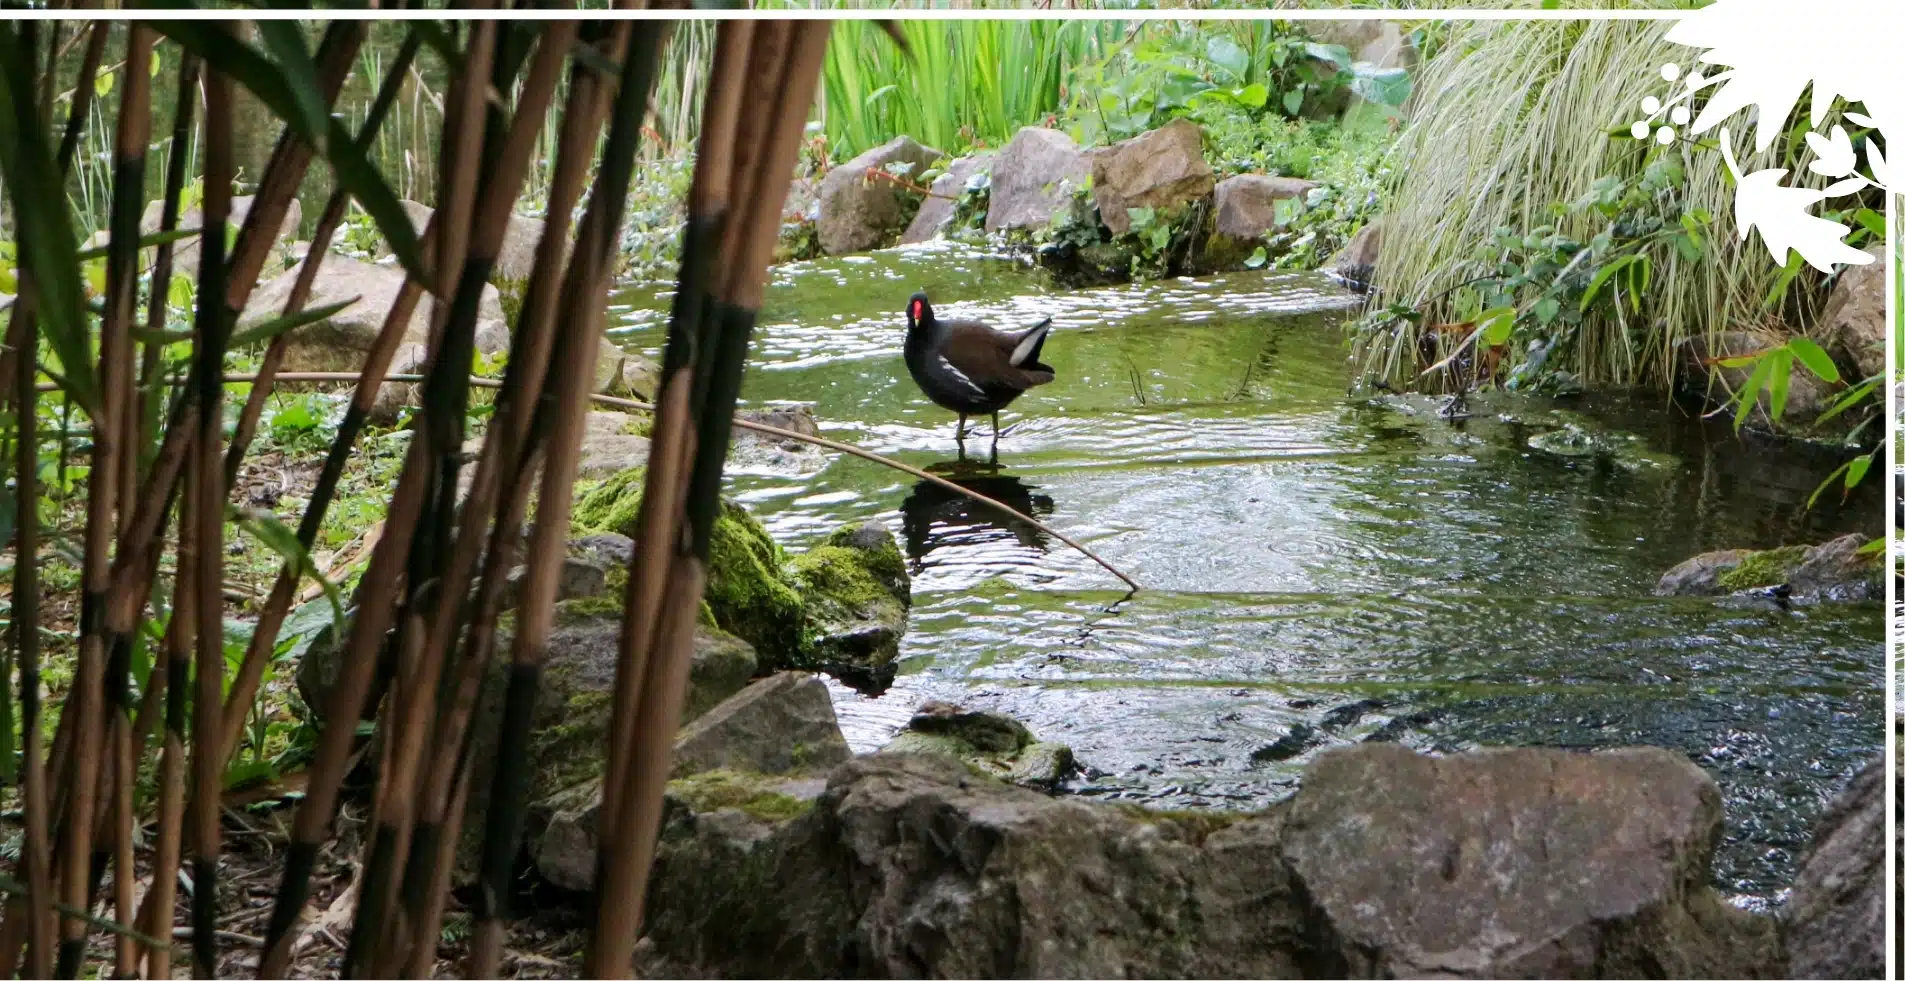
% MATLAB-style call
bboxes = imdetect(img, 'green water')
[608,241,1882,901]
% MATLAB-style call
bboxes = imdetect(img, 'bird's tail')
[1010,318,1053,369]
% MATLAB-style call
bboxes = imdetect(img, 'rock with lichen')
[788,523,911,693]
[1655,533,1880,603]
[881,700,1075,791]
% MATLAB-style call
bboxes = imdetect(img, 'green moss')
[1717,545,1807,590]
[571,472,808,669]
[528,687,613,799]
[789,545,894,613]
[667,769,812,822]
[621,415,654,438]
[498,280,526,331]
[553,594,625,625]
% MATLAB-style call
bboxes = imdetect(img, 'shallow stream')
[608,241,1882,902]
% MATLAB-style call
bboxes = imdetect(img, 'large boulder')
[140,193,301,281]
[1305,20,1415,72]
[1090,118,1215,237]
[788,522,910,693]
[1654,533,1880,603]
[1213,174,1318,241]
[401,198,563,288]
[901,153,993,245]
[816,136,944,255]
[534,671,849,891]
[634,745,1778,978]
[985,127,1090,236]
[236,255,510,420]
[1284,743,1777,977]
[1819,245,1885,380]
[1783,756,1882,978]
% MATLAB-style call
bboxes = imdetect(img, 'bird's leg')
[955,413,968,442]
[991,412,1001,441]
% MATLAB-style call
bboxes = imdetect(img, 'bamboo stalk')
[11,214,52,981]
[145,521,195,981]
[184,29,237,978]
[471,23,666,978]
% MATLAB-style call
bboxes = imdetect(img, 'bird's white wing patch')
[1009,320,1051,367]
[937,354,988,396]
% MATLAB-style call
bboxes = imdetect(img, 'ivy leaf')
[1533,296,1559,325]
[1244,246,1267,269]
[1477,306,1516,347]
[1282,89,1303,115]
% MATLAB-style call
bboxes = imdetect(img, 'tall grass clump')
[1359,18,1856,391]
[820,20,1125,159]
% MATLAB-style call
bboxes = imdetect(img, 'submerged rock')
[1654,534,1880,603]
[1325,218,1381,293]
[986,127,1090,235]
[788,523,911,693]
[635,746,1779,978]
[882,700,1075,791]
[1783,755,1882,978]
[1526,421,1676,472]
[817,135,944,255]
[1090,118,1215,237]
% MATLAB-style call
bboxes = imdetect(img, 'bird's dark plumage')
[903,292,1054,440]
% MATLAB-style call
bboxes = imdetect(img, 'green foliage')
[1063,22,1409,147]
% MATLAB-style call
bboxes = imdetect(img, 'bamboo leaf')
[1578,254,1633,312]
[227,297,359,349]
[74,225,204,261]
[1731,353,1773,433]
[1785,336,1840,383]
[1811,376,1878,425]
[256,22,330,155]
[0,26,96,409]
[147,21,427,284]
[229,506,346,637]
[1766,350,1790,421]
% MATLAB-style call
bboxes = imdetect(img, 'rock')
[816,136,944,255]
[237,255,510,421]
[881,699,1074,791]
[593,338,627,394]
[621,353,660,400]
[1525,421,1676,472]
[782,177,818,222]
[1654,534,1880,603]
[140,194,301,280]
[449,599,760,886]
[735,405,821,440]
[568,532,634,568]
[1090,118,1215,237]
[985,127,1090,235]
[1675,330,1833,428]
[634,745,1782,978]
[900,153,993,244]
[571,469,806,668]
[1283,743,1780,978]
[538,768,827,895]
[637,752,1301,979]
[402,198,561,287]
[497,556,610,612]
[1326,218,1382,292]
[1783,756,1882,978]
[1819,245,1885,380]
[1213,174,1318,240]
[788,522,910,693]
[1306,20,1414,72]
[671,672,852,779]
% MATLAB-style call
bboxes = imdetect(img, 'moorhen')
[902,291,1054,442]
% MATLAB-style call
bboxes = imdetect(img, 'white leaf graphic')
[1864,138,1893,188]
[1804,125,1856,177]
[1731,167,1874,273]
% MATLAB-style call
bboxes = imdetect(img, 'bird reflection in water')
[899,458,1056,572]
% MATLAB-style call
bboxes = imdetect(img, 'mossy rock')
[571,468,808,669]
[788,523,911,693]
[1655,534,1879,603]
[1526,421,1676,472]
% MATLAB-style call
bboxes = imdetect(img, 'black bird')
[902,291,1055,442]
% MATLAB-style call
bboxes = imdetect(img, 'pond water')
[607,240,1882,903]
